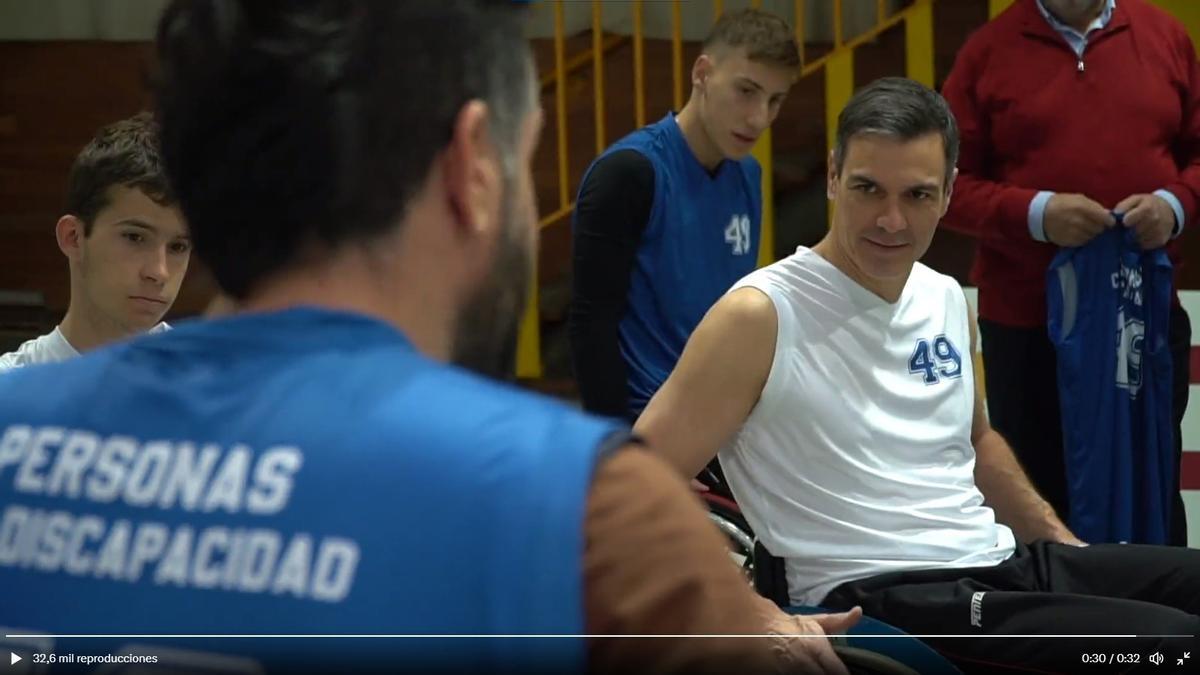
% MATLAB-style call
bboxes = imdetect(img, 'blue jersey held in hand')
[1047,224,1174,544]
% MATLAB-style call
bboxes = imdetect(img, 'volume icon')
[1149,652,1164,666]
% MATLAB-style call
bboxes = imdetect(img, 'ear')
[441,100,503,239]
[692,53,714,92]
[942,166,959,217]
[55,215,86,261]
[826,149,839,201]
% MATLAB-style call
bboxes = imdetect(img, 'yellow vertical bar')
[825,49,854,227]
[672,0,683,111]
[825,50,854,157]
[753,130,775,268]
[554,0,568,209]
[988,0,1014,18]
[794,0,806,68]
[592,0,605,155]
[750,0,761,8]
[515,264,542,378]
[905,0,934,89]
[634,0,645,127]
[713,0,723,19]
[877,0,888,23]
[833,0,844,48]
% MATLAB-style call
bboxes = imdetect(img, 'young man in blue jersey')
[0,113,190,371]
[0,2,857,674]
[568,8,799,423]
[637,77,1200,673]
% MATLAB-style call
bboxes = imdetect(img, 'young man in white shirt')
[0,113,190,371]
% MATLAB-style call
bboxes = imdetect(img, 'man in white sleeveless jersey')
[636,77,1200,672]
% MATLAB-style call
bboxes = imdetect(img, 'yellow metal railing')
[633,0,645,127]
[593,1,606,154]
[672,0,684,110]
[518,0,937,378]
[537,35,625,92]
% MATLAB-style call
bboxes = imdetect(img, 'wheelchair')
[694,460,962,675]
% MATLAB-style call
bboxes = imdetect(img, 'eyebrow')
[846,174,941,192]
[116,219,191,240]
[116,220,158,233]
[736,77,765,93]
[737,76,788,99]
[906,181,942,192]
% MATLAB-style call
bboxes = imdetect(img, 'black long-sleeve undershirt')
[567,150,655,420]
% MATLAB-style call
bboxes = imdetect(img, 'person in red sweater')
[941,0,1198,545]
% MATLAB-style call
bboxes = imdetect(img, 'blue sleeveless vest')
[577,112,762,417]
[1048,226,1174,544]
[0,309,621,672]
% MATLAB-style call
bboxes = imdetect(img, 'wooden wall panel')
[7,2,1195,338]
[0,41,214,319]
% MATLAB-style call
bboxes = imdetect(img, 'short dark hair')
[65,112,174,236]
[833,77,959,189]
[154,0,534,299]
[702,8,800,70]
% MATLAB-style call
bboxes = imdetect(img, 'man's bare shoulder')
[711,286,777,327]
[686,286,780,364]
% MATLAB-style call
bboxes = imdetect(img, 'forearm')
[940,173,1040,242]
[568,310,631,419]
[569,149,652,419]
[634,398,725,479]
[583,449,805,674]
[1163,173,1200,232]
[940,55,1041,243]
[973,428,1073,542]
[1163,33,1200,230]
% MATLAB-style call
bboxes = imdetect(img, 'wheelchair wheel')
[702,493,755,581]
[833,646,922,675]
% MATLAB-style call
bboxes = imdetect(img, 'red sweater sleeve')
[940,37,1040,243]
[1161,26,1200,227]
